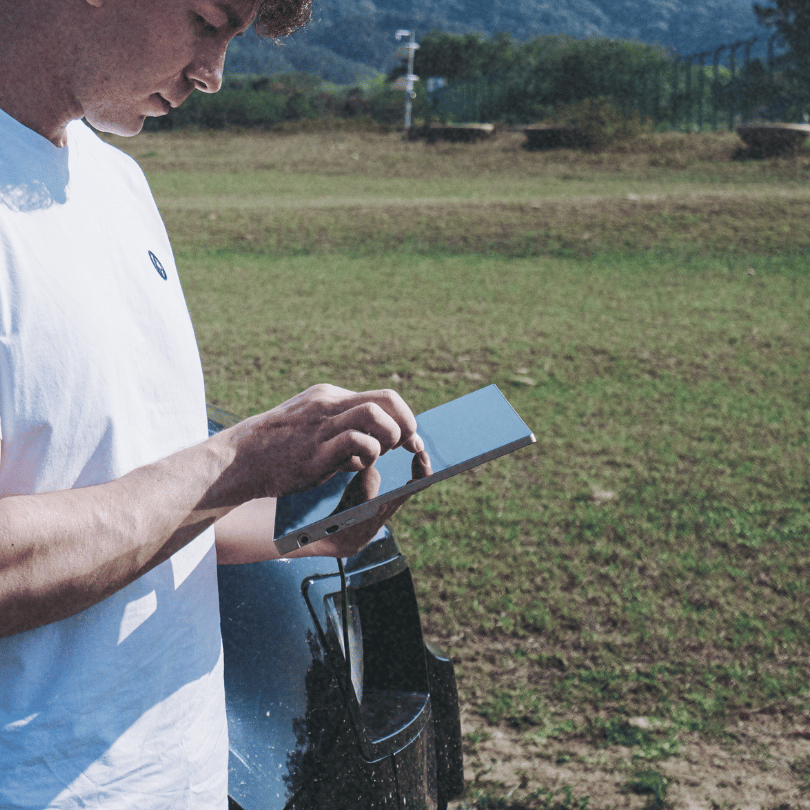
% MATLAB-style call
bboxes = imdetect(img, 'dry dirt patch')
[452,709,810,809]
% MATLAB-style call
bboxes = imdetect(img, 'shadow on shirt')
[0,146,68,212]
[0,542,225,808]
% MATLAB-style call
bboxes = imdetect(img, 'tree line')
[145,35,683,133]
[145,3,810,134]
[755,0,810,109]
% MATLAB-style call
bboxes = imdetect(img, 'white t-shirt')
[0,113,228,808]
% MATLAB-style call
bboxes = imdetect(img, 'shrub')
[145,86,289,130]
[554,97,649,149]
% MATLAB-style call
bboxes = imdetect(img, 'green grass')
[112,128,810,807]
[183,247,810,743]
[120,129,810,259]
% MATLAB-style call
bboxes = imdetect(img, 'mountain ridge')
[224,0,768,84]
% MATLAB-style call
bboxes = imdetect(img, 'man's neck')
[0,1,85,146]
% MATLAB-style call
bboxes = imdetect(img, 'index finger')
[339,389,421,452]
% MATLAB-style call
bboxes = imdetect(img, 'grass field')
[112,128,810,809]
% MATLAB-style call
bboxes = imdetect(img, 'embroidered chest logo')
[149,250,168,280]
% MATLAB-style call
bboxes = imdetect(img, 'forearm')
[215,462,422,565]
[0,384,422,636]
[214,498,344,564]
[0,435,238,638]
[215,497,279,565]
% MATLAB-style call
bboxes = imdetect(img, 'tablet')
[273,385,536,555]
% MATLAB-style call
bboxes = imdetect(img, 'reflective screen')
[275,385,535,540]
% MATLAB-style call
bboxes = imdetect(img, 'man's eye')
[196,14,217,34]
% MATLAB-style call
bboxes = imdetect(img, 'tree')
[410,31,519,82]
[755,0,810,105]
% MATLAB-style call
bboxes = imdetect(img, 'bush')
[553,97,649,149]
[427,34,674,126]
[143,75,395,132]
[283,91,315,121]
[145,86,289,130]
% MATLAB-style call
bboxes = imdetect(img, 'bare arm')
[0,385,421,638]
[215,448,433,565]
[213,492,393,564]
[214,471,399,564]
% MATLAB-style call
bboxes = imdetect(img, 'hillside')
[224,0,766,84]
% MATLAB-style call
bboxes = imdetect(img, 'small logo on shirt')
[149,251,168,280]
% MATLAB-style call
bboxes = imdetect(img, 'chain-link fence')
[430,35,802,131]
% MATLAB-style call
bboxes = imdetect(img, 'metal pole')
[405,30,416,130]
[729,42,740,131]
[743,39,754,124]
[394,30,419,131]
[768,34,777,121]
[671,58,680,130]
[685,55,693,129]
[712,46,724,131]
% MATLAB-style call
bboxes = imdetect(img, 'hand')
[302,447,434,559]
[214,445,434,563]
[224,385,423,501]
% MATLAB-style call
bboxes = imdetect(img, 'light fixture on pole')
[393,29,419,130]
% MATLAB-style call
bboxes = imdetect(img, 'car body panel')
[209,408,463,810]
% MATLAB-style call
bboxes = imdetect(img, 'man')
[0,0,424,806]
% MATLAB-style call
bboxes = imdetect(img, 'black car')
[208,405,464,810]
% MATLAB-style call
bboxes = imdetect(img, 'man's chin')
[83,114,147,138]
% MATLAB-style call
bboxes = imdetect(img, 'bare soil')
[438,632,810,810]
[452,708,810,809]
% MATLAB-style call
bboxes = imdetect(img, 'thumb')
[332,466,382,514]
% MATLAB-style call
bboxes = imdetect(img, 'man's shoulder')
[67,120,154,197]
[67,120,141,169]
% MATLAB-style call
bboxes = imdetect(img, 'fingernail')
[414,434,425,453]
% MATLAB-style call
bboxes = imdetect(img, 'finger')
[331,389,419,452]
[373,491,409,522]
[327,402,403,454]
[296,483,412,560]
[322,429,381,473]
[331,467,381,514]
[401,433,425,454]
[410,450,433,481]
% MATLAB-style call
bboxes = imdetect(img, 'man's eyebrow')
[214,1,252,32]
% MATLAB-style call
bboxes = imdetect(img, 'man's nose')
[186,43,227,94]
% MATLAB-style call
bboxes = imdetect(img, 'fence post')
[743,39,754,124]
[768,33,778,120]
[684,55,693,130]
[694,52,710,131]
[712,46,723,131]
[671,58,680,129]
[654,63,663,126]
[728,41,742,131]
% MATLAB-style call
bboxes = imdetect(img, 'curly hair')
[254,0,312,39]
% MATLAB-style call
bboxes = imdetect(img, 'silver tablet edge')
[273,431,536,556]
